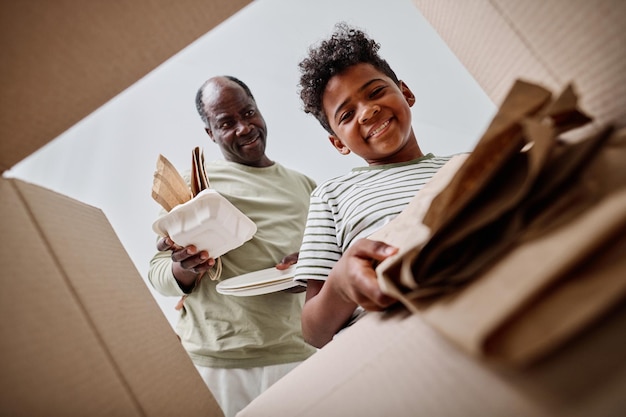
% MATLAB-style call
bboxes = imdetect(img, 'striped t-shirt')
[295,154,453,282]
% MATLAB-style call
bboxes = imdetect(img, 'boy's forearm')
[301,284,357,348]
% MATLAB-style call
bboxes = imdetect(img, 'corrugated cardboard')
[0,0,252,172]
[0,179,221,416]
[1,0,252,415]
[240,304,626,417]
[239,1,626,416]
[413,0,626,129]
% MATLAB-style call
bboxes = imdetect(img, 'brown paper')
[151,154,192,212]
[371,153,467,300]
[376,79,626,365]
[191,146,210,197]
[422,188,626,365]
[152,147,211,212]
[411,81,592,293]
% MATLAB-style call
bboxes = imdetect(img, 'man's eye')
[245,109,256,118]
[220,121,233,129]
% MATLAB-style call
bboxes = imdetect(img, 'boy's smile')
[367,119,390,139]
[322,63,423,165]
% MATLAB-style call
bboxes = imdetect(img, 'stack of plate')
[216,265,304,296]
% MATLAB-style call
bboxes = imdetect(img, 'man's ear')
[205,127,216,142]
[329,135,351,155]
[399,80,416,107]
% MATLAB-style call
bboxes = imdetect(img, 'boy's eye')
[339,110,354,124]
[370,86,385,98]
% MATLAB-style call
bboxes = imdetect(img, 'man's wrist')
[171,262,201,293]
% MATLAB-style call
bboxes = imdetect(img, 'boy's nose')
[359,104,380,124]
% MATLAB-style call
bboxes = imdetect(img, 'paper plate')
[152,189,256,258]
[216,265,304,296]
[217,280,303,297]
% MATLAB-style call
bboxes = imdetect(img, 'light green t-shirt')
[149,160,317,368]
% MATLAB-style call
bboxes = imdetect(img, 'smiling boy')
[294,23,454,348]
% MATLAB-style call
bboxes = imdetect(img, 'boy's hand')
[327,238,399,311]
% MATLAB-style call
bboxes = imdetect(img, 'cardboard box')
[0,0,251,415]
[239,1,626,416]
[240,305,626,417]
[0,179,222,416]
[0,0,252,172]
[414,0,626,129]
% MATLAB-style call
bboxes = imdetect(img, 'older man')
[148,76,316,417]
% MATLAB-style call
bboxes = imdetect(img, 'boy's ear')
[328,135,351,155]
[399,80,416,107]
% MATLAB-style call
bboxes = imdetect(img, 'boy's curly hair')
[298,22,399,134]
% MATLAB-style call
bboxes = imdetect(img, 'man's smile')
[240,135,259,147]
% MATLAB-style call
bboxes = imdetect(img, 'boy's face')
[322,63,422,166]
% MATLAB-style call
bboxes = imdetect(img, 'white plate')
[217,265,296,290]
[216,265,304,296]
[152,189,256,258]
[217,280,304,297]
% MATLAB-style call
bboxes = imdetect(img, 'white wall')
[6,0,496,327]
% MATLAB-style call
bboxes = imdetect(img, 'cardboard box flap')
[1,180,141,415]
[0,179,222,416]
[0,0,252,172]
[241,304,626,417]
[413,0,626,129]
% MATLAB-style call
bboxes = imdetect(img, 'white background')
[6,0,496,327]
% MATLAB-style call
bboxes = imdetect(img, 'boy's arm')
[300,239,399,348]
[301,279,357,348]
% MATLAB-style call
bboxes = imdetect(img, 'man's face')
[202,81,269,167]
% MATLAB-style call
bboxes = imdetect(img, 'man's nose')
[235,120,252,136]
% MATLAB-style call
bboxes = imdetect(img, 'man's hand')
[157,237,215,291]
[276,252,306,293]
[275,252,299,270]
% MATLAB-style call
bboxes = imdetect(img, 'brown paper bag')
[376,79,626,365]
[422,187,626,365]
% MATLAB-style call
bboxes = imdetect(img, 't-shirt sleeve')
[148,249,186,296]
[294,192,342,283]
[148,205,187,297]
